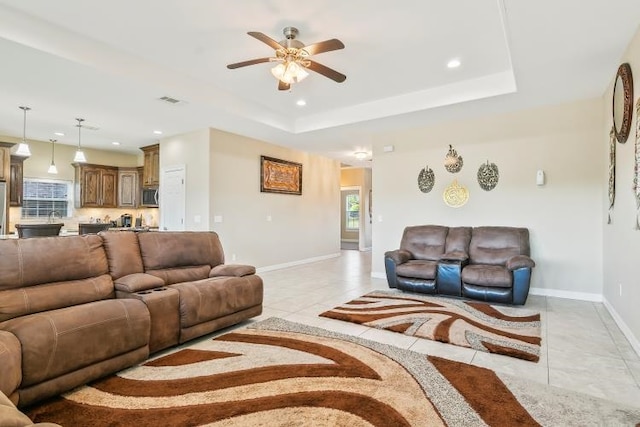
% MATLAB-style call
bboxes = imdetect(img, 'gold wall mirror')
[613,63,633,143]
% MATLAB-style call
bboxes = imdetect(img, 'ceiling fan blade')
[227,57,271,69]
[306,60,346,83]
[248,32,283,51]
[302,39,345,56]
[278,80,290,91]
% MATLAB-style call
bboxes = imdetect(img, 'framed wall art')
[260,155,303,195]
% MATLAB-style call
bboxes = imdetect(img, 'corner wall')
[371,98,604,299]
[602,25,640,353]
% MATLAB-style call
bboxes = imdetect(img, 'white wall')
[208,128,341,268]
[602,26,640,353]
[372,98,604,299]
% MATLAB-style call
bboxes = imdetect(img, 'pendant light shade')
[48,139,58,174]
[73,118,87,162]
[16,106,32,157]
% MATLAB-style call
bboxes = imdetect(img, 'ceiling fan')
[227,27,346,91]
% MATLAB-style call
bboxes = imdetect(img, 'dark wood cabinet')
[140,144,159,187]
[9,155,25,206]
[73,163,118,208]
[118,167,138,208]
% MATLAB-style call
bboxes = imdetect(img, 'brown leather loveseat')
[385,225,535,305]
[0,231,263,413]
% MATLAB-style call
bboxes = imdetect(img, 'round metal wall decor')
[444,144,463,173]
[477,161,499,191]
[443,179,469,208]
[417,165,435,193]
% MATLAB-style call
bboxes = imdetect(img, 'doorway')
[159,165,186,231]
[340,187,360,250]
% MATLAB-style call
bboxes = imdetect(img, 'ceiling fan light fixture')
[271,61,309,84]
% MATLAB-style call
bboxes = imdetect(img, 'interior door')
[160,165,186,231]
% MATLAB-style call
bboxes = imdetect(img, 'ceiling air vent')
[158,96,184,105]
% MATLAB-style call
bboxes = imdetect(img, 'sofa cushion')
[138,232,225,271]
[400,225,448,261]
[0,275,114,323]
[170,275,263,329]
[114,273,165,293]
[0,235,108,290]
[1,299,149,387]
[209,264,256,278]
[100,231,144,279]
[396,260,438,280]
[461,265,512,288]
[0,331,21,398]
[469,227,530,266]
[147,266,211,286]
[444,226,472,253]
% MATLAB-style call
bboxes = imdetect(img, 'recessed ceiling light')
[54,132,65,136]
[153,130,163,135]
[112,141,121,146]
[296,99,306,107]
[447,58,461,69]
[354,151,368,160]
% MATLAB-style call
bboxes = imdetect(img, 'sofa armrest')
[209,264,256,278]
[0,390,61,427]
[440,250,469,263]
[0,331,21,399]
[114,273,166,293]
[506,255,535,271]
[384,249,412,265]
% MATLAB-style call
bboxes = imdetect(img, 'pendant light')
[16,106,32,156]
[73,118,87,162]
[47,139,58,174]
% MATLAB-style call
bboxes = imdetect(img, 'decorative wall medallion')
[608,127,616,224]
[477,161,499,191]
[444,145,463,173]
[634,99,640,229]
[417,165,435,193]
[443,179,469,208]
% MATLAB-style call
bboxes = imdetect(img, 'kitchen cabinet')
[73,163,118,208]
[9,156,25,206]
[0,142,12,182]
[118,167,139,208]
[140,144,159,187]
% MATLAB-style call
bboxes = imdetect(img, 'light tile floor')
[236,250,640,408]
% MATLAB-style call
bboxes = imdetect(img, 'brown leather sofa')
[385,225,535,305]
[0,231,263,415]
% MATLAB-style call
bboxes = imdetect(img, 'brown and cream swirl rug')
[320,291,542,361]
[26,318,640,426]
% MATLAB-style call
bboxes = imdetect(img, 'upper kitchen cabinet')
[73,163,118,208]
[0,142,13,182]
[118,167,138,208]
[140,144,159,187]
[9,155,25,206]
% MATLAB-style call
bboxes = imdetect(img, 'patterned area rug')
[25,318,640,426]
[320,290,542,361]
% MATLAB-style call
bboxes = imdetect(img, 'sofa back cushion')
[0,235,108,289]
[100,231,145,279]
[445,226,472,253]
[400,225,448,261]
[0,235,113,322]
[137,232,225,272]
[469,226,530,266]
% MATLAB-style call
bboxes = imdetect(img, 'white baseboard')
[603,298,640,358]
[256,253,341,273]
[529,287,603,302]
[371,271,386,279]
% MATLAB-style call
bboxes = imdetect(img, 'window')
[22,178,73,219]
[345,193,360,230]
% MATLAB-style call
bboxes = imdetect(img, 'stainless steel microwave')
[141,187,158,207]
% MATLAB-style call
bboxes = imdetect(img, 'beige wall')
[160,129,211,231]
[602,25,640,353]
[160,128,341,269]
[371,98,604,299]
